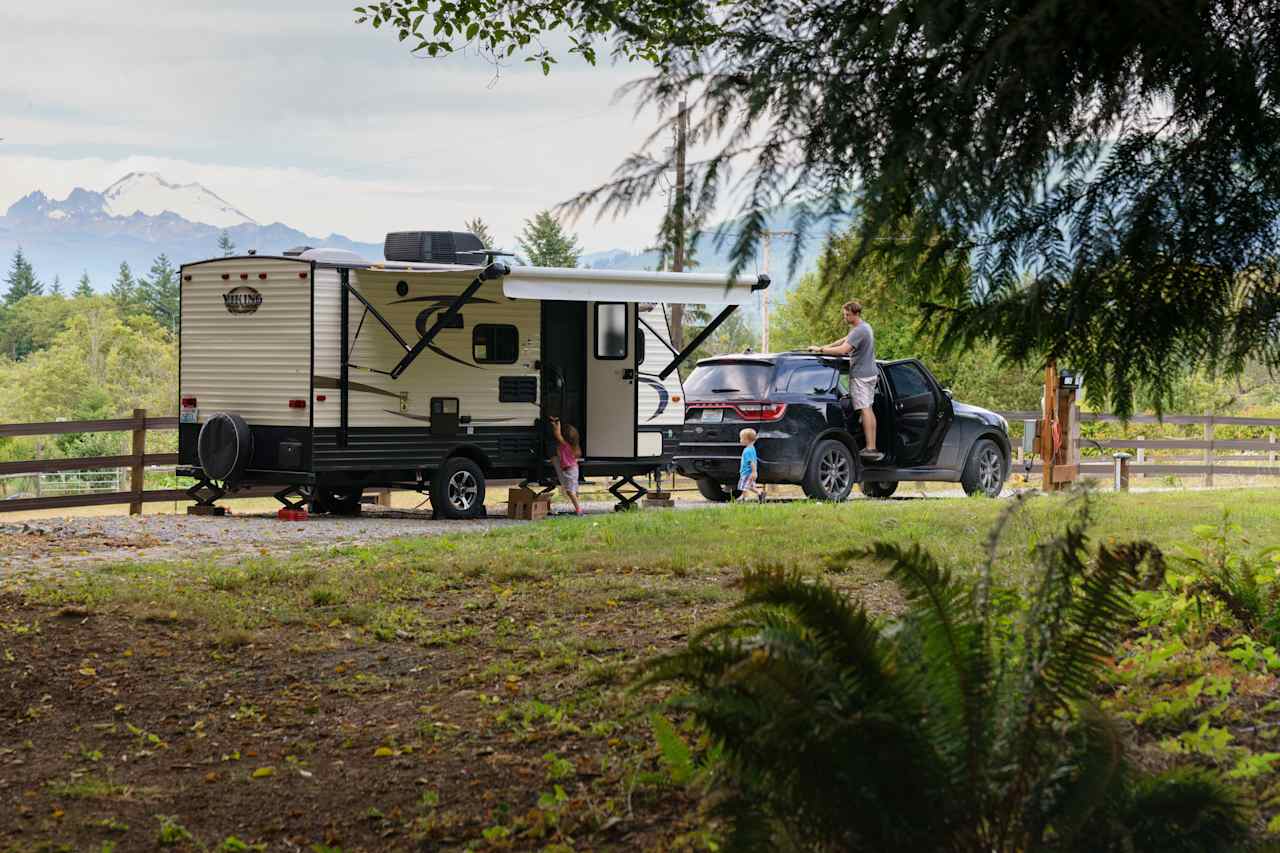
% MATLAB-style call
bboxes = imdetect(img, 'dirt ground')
[0,592,709,852]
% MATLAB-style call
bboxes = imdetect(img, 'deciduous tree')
[359,0,1280,414]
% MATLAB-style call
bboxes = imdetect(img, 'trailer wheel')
[310,487,363,516]
[431,457,486,519]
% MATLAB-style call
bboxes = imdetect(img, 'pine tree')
[464,217,496,250]
[138,254,179,332]
[217,231,236,257]
[73,272,93,298]
[4,248,43,306]
[110,261,137,312]
[48,275,64,297]
[516,211,580,268]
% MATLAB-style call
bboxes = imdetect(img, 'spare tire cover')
[198,413,253,482]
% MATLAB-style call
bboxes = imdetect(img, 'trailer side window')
[595,303,627,360]
[473,324,518,364]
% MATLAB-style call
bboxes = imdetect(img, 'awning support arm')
[342,279,410,352]
[389,262,507,380]
[658,304,738,380]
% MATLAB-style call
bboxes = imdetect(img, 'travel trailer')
[176,230,768,517]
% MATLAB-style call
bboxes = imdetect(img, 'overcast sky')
[0,0,682,251]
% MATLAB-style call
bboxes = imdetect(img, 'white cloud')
[0,0,687,252]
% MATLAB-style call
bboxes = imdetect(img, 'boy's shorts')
[737,473,756,491]
[554,458,579,496]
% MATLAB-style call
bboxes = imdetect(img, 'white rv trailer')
[177,230,768,517]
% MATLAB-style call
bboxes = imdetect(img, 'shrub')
[641,494,1248,851]
[1170,512,1280,646]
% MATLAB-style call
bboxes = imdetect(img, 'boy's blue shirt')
[740,444,757,479]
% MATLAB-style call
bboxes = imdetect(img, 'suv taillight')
[736,403,788,421]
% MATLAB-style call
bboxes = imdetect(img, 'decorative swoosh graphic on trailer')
[313,376,402,399]
[638,375,670,422]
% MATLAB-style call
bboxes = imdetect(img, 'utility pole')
[759,229,794,352]
[669,100,688,350]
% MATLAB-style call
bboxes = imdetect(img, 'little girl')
[549,417,583,515]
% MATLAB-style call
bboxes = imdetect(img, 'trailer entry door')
[586,302,637,458]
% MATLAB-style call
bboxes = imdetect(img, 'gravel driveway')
[0,506,564,582]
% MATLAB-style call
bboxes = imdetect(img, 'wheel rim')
[978,447,1002,494]
[447,470,478,510]
[819,449,851,496]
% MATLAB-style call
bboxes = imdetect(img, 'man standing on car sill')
[809,300,884,462]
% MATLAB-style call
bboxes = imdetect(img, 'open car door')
[883,359,954,467]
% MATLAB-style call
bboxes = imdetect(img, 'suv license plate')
[701,409,723,423]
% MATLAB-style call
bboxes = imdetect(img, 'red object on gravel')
[276,508,309,522]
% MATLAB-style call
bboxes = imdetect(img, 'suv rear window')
[685,362,774,399]
[774,364,838,395]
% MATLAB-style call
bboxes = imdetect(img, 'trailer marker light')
[258,273,268,280]
[240,273,249,280]
[315,394,327,402]
[183,274,192,282]
[299,272,308,279]
[288,399,307,409]
[181,397,198,408]
[221,273,230,280]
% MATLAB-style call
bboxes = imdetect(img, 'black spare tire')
[198,413,253,483]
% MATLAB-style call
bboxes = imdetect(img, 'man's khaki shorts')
[850,375,878,410]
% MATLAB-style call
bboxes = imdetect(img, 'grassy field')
[2,490,1278,852]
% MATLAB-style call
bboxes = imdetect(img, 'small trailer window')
[473,325,518,364]
[595,303,627,360]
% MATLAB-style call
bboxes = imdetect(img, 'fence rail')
[997,410,1280,487]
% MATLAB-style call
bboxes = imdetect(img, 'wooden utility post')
[1041,363,1058,492]
[669,100,688,351]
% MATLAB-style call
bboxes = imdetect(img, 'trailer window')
[595,303,627,360]
[473,325,518,364]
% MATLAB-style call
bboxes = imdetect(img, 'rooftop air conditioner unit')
[383,230,485,264]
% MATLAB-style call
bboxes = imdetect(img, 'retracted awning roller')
[501,265,769,305]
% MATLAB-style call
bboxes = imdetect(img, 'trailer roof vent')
[384,230,485,265]
[282,245,313,256]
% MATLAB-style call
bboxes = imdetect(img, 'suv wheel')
[695,477,733,502]
[803,440,855,502]
[430,456,487,519]
[961,439,1006,498]
[860,480,898,499]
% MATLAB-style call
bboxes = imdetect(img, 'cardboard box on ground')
[507,487,551,520]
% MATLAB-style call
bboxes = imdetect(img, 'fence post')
[1136,435,1145,474]
[1270,431,1276,465]
[1112,452,1131,492]
[1203,414,1214,488]
[129,408,146,515]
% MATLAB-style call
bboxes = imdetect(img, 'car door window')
[887,362,932,399]
[785,365,838,395]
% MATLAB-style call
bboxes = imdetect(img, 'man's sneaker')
[859,449,885,463]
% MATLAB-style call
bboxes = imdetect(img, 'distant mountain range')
[0,172,849,307]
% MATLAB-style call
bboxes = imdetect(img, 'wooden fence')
[1,408,1278,515]
[0,410,279,515]
[997,411,1280,485]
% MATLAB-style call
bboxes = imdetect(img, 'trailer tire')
[695,477,733,502]
[431,457,486,519]
[197,413,252,484]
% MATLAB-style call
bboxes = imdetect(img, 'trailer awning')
[501,266,768,305]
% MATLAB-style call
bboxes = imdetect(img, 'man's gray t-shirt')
[846,322,876,378]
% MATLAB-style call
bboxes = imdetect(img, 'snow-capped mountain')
[0,174,382,288]
[100,172,255,228]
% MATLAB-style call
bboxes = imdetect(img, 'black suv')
[674,353,1011,501]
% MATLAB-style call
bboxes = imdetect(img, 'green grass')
[14,489,1280,637]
